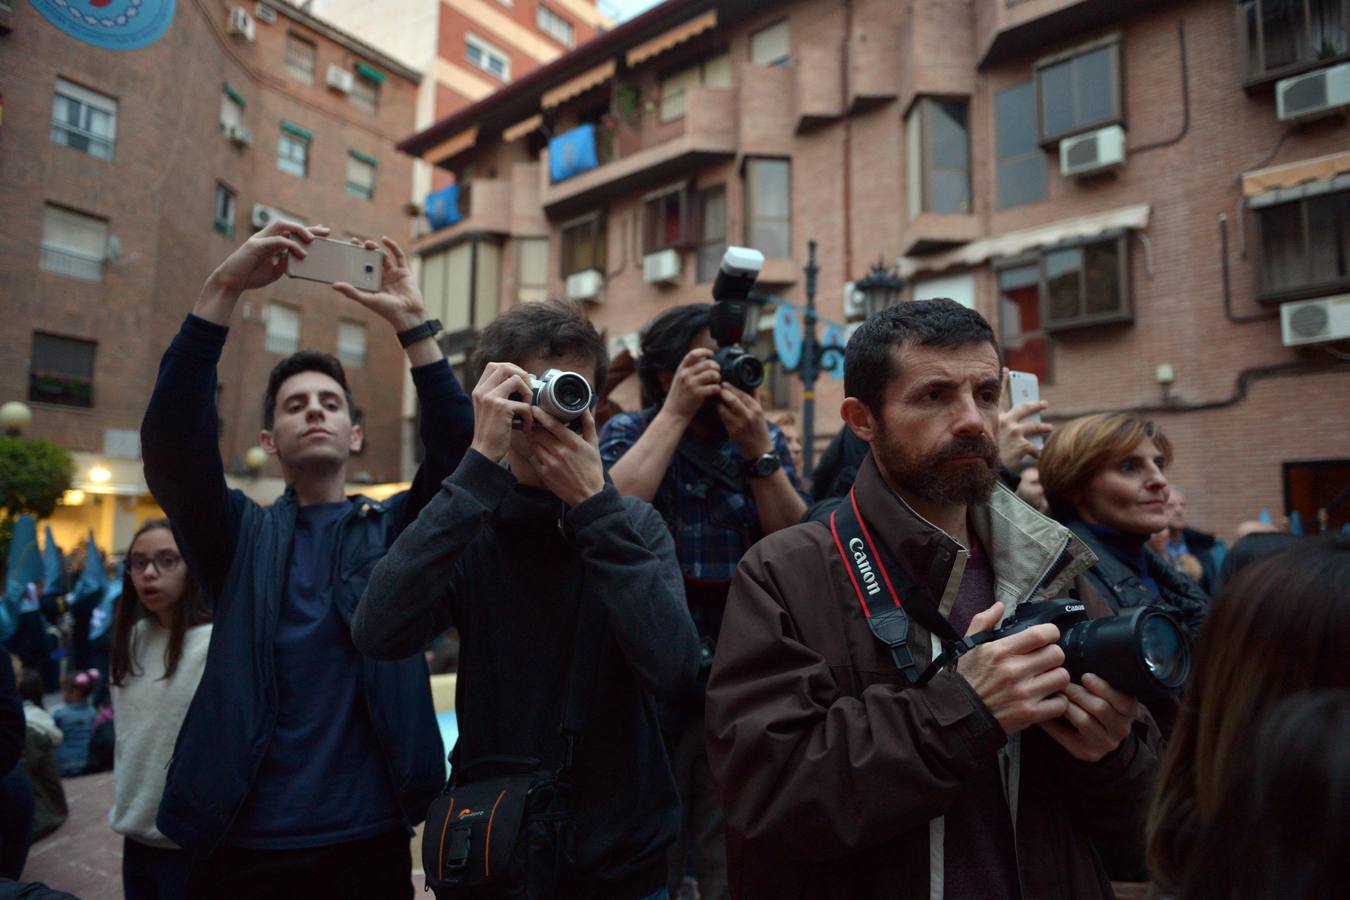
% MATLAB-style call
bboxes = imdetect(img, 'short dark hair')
[471,300,609,393]
[637,303,712,408]
[843,298,999,413]
[262,351,356,430]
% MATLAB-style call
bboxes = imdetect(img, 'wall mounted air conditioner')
[326,65,354,93]
[643,249,681,285]
[1280,294,1350,346]
[251,203,288,229]
[1276,62,1350,121]
[843,280,866,321]
[254,2,277,24]
[227,7,256,41]
[225,124,252,146]
[1060,124,1126,177]
[565,269,604,302]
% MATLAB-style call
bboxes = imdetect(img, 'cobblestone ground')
[19,772,429,898]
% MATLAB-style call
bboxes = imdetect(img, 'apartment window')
[214,183,236,237]
[346,152,376,200]
[1239,0,1349,82]
[278,124,310,177]
[659,54,731,122]
[29,333,96,409]
[995,81,1046,210]
[40,204,107,282]
[266,304,300,354]
[1253,187,1350,301]
[750,19,790,66]
[561,214,606,277]
[421,240,501,335]
[643,187,688,254]
[337,320,367,368]
[744,158,791,258]
[51,78,117,160]
[907,97,971,218]
[1036,41,1121,143]
[466,33,510,81]
[517,237,550,303]
[695,185,727,283]
[537,5,574,48]
[220,84,245,132]
[998,263,1050,382]
[1043,233,1131,330]
[351,73,380,113]
[285,33,317,84]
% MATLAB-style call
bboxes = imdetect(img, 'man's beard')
[872,423,1000,508]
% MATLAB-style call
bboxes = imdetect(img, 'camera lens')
[1060,607,1190,703]
[539,371,591,419]
[733,355,765,390]
[1137,611,1189,689]
[364,264,375,274]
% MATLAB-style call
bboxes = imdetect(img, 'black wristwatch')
[743,451,781,479]
[396,318,442,348]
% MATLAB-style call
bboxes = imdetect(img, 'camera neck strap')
[829,488,961,686]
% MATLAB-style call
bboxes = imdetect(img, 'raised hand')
[331,236,427,332]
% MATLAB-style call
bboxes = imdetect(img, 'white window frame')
[537,5,574,47]
[351,73,379,113]
[337,320,367,368]
[214,183,236,237]
[346,154,376,199]
[750,19,790,67]
[278,131,309,177]
[40,204,108,282]
[266,304,301,354]
[285,33,318,84]
[51,78,117,160]
[466,33,511,81]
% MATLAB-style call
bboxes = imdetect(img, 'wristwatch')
[397,318,442,348]
[743,451,781,479]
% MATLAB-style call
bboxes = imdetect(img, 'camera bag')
[422,591,605,900]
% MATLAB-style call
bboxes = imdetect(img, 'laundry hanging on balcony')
[424,184,462,231]
[549,123,600,184]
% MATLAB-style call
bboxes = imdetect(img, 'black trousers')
[185,828,412,900]
[122,838,191,900]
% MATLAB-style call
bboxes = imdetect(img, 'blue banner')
[42,526,63,597]
[773,304,802,370]
[549,124,599,184]
[425,184,462,231]
[2,515,43,642]
[29,0,176,51]
[73,530,107,611]
[89,561,123,642]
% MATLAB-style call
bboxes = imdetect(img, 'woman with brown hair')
[1037,413,1208,642]
[1147,535,1350,898]
[108,519,212,900]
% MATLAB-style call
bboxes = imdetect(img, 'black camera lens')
[732,355,765,390]
[364,264,375,274]
[1060,607,1190,703]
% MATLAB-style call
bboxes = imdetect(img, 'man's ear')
[840,397,877,444]
[349,424,364,454]
[259,430,278,456]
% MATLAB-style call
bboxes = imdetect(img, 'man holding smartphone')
[141,221,474,898]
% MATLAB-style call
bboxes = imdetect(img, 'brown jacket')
[705,455,1162,899]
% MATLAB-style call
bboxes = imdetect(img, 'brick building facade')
[0,0,420,551]
[398,0,1350,539]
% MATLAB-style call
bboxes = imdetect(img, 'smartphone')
[1006,370,1044,451]
[286,237,382,291]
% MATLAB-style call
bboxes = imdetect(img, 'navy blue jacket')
[141,315,474,853]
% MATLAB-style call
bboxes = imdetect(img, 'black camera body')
[983,600,1191,705]
[709,247,766,392]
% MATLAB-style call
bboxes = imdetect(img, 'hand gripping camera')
[708,246,766,392]
[512,368,593,432]
[953,601,1192,705]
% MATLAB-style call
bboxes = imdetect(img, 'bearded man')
[704,298,1162,900]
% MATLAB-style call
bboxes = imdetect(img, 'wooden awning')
[423,125,478,166]
[625,10,717,68]
[1242,151,1350,198]
[503,114,543,143]
[542,60,616,110]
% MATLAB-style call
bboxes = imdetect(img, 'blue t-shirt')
[230,501,402,848]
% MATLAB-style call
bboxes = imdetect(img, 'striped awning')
[1242,151,1350,200]
[503,114,544,143]
[423,125,478,166]
[542,60,616,110]
[625,10,717,68]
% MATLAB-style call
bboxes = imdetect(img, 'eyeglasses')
[127,552,182,575]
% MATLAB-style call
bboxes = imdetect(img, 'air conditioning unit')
[1060,124,1126,178]
[1276,62,1350,121]
[254,2,277,24]
[326,65,354,93]
[643,249,681,285]
[565,269,604,303]
[225,124,252,146]
[250,203,288,230]
[1280,294,1350,346]
[843,280,866,321]
[227,6,256,41]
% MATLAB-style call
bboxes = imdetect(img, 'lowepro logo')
[848,538,882,597]
[458,808,485,821]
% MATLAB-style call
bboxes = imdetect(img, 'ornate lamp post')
[854,258,906,320]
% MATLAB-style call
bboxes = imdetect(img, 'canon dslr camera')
[512,368,593,432]
[708,246,766,392]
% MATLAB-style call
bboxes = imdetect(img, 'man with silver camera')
[704,299,1164,899]
[354,300,699,900]
[599,251,809,900]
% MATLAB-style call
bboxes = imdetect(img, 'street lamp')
[1,401,33,437]
[854,258,906,319]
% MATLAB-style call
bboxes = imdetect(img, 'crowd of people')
[1,221,1346,900]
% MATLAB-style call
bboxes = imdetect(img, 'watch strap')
[397,318,442,348]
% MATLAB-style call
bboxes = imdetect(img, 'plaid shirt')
[600,408,808,584]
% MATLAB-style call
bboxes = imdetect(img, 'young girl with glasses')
[108,519,212,900]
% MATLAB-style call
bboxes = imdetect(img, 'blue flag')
[549,124,599,184]
[424,184,462,231]
[1289,511,1304,536]
[1258,508,1273,525]
[89,561,123,643]
[42,526,63,598]
[73,531,107,611]
[2,515,43,642]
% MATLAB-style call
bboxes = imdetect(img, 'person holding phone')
[140,221,474,898]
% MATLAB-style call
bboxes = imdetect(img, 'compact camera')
[512,368,593,432]
[974,600,1191,704]
[708,247,766,392]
